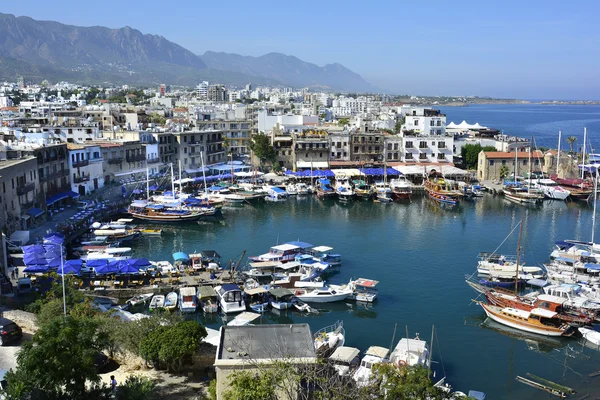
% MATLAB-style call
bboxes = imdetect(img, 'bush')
[117,375,155,400]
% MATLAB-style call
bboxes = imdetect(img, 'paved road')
[0,343,20,371]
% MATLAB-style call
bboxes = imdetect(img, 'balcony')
[74,176,90,184]
[21,201,34,210]
[126,154,146,162]
[107,157,123,164]
[17,183,35,196]
[73,159,89,168]
[147,157,160,164]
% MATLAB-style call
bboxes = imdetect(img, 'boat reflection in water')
[481,318,566,354]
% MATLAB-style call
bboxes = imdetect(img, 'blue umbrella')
[127,258,151,267]
[58,259,83,275]
[23,253,50,266]
[95,261,119,275]
[43,232,65,245]
[117,261,140,274]
[22,244,46,255]
[23,265,50,273]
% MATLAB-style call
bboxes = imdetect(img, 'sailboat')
[374,148,393,203]
[503,146,543,204]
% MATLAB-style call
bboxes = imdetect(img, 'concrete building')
[0,156,39,233]
[214,324,317,400]
[384,135,403,163]
[350,131,386,163]
[399,108,453,164]
[477,150,543,181]
[173,130,226,170]
[195,119,253,156]
[208,85,227,102]
[30,144,70,210]
[67,143,104,196]
[329,131,351,164]
[99,141,147,184]
[257,110,318,134]
[292,129,330,170]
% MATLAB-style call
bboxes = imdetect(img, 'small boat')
[269,287,295,310]
[353,180,373,200]
[424,172,462,206]
[390,176,413,200]
[528,179,570,200]
[335,176,355,201]
[579,327,600,347]
[245,286,269,313]
[126,293,154,307]
[352,346,389,387]
[164,292,178,310]
[313,320,345,356]
[503,184,544,204]
[373,181,393,203]
[332,278,379,302]
[389,336,430,369]
[286,184,298,195]
[316,178,336,198]
[291,297,317,313]
[215,284,246,314]
[293,286,351,303]
[295,182,312,195]
[329,346,361,377]
[477,302,576,337]
[139,228,163,236]
[148,295,165,311]
[197,286,219,313]
[264,186,289,202]
[179,287,197,313]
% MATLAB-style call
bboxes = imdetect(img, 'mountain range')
[0,13,375,92]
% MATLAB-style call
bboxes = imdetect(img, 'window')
[502,160,506,165]
[387,144,392,151]
[419,154,427,160]
[414,119,418,126]
[430,120,435,126]
[406,141,413,149]
[523,160,527,166]
[319,152,323,158]
[354,146,359,153]
[438,142,446,149]
[419,141,427,149]
[437,121,441,126]
[394,143,399,150]
[184,136,187,143]
[337,152,341,158]
[336,142,341,148]
[490,160,495,166]
[387,153,392,160]
[406,153,413,159]
[437,153,445,160]
[184,148,187,154]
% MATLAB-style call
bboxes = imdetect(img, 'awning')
[27,208,45,218]
[46,192,69,206]
[297,161,328,168]
[333,169,363,177]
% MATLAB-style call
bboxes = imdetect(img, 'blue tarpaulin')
[116,260,140,274]
[127,258,151,267]
[46,190,77,206]
[27,208,45,218]
[173,252,189,261]
[585,263,600,271]
[286,241,313,249]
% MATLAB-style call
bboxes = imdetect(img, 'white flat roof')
[530,308,558,318]
[312,245,333,252]
[503,307,531,319]
[271,244,300,251]
[365,346,389,359]
[227,312,261,326]
[537,294,567,304]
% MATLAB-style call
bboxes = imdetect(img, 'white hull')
[580,327,600,346]
[220,302,246,314]
[504,192,541,204]
[296,292,350,303]
[482,306,565,337]
[271,301,293,310]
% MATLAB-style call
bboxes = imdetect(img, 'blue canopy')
[43,232,65,246]
[360,167,401,176]
[117,260,140,274]
[271,187,285,193]
[127,258,151,267]
[23,265,50,273]
[58,259,83,275]
[132,189,142,194]
[286,241,313,249]
[584,263,600,271]
[95,261,119,275]
[27,208,45,218]
[149,185,159,191]
[221,283,241,292]
[22,244,46,255]
[66,190,80,199]
[85,259,110,268]
[46,192,69,206]
[173,252,189,261]
[23,253,51,266]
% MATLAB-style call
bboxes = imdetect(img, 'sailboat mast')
[428,325,435,368]
[556,130,562,177]
[528,136,532,181]
[592,168,598,247]
[515,220,523,295]
[231,154,234,185]
[582,127,587,181]
[178,159,182,195]
[514,147,517,181]
[201,151,208,198]
[146,167,150,200]
[170,163,175,200]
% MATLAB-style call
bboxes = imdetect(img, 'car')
[77,201,93,211]
[16,278,32,295]
[0,318,22,346]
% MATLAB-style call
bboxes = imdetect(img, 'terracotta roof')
[96,142,123,148]
[66,143,84,150]
[173,108,188,112]
[483,150,543,159]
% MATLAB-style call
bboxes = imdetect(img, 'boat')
[293,286,351,303]
[424,172,462,206]
[316,178,336,198]
[197,286,219,313]
[138,228,163,236]
[245,286,269,313]
[295,182,312,195]
[579,327,600,347]
[478,302,575,337]
[215,284,246,314]
[329,346,361,377]
[335,176,355,201]
[552,177,593,201]
[128,202,204,222]
[226,311,261,326]
[269,287,295,310]
[164,292,178,310]
[352,346,389,387]
[178,287,197,313]
[264,186,289,202]
[503,184,544,204]
[476,253,544,277]
[389,336,430,369]
[249,243,303,263]
[332,278,379,302]
[529,179,571,200]
[353,180,374,199]
[390,176,413,200]
[313,320,345,356]
[91,229,141,243]
[373,181,393,203]
[309,245,342,266]
[126,293,154,307]
[285,184,298,195]
[148,294,165,311]
[291,297,317,313]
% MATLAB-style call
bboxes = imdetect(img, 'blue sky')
[3,0,599,99]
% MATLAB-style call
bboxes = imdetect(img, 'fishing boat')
[293,286,351,303]
[424,172,462,206]
[477,302,576,337]
[148,294,165,311]
[197,286,219,313]
[245,286,269,313]
[215,284,246,314]
[126,293,154,307]
[313,320,345,356]
[331,278,379,302]
[269,287,295,310]
[352,346,389,387]
[390,176,413,200]
[138,228,163,236]
[353,180,373,199]
[316,178,336,198]
[128,202,204,222]
[503,184,544,204]
[164,292,178,310]
[335,176,355,201]
[178,287,197,313]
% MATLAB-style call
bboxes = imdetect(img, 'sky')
[2,0,600,99]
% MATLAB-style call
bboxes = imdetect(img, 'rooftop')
[483,151,543,159]
[217,324,315,361]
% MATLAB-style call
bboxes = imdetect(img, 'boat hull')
[296,292,350,303]
[481,303,569,337]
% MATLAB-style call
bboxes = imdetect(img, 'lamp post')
[60,244,66,316]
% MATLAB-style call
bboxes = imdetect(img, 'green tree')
[249,133,276,165]
[5,316,109,399]
[461,144,496,170]
[566,136,577,154]
[499,164,510,180]
[394,117,405,134]
[371,363,450,400]
[338,118,350,126]
[116,376,155,400]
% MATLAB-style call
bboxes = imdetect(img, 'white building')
[67,143,104,195]
[257,110,318,134]
[0,96,13,108]
[400,108,453,164]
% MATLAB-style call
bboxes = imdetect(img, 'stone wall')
[2,309,38,333]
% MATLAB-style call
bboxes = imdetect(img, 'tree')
[461,144,497,170]
[116,376,155,400]
[499,164,510,180]
[371,363,451,400]
[566,136,577,154]
[394,117,405,134]
[249,133,276,166]
[5,316,110,399]
[338,118,350,126]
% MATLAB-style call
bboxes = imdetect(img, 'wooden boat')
[148,295,165,311]
[164,292,178,310]
[424,173,462,206]
[128,202,204,223]
[316,178,336,198]
[503,185,544,204]
[477,302,575,337]
[139,228,163,236]
[552,176,593,201]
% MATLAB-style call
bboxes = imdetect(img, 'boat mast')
[556,130,562,177]
[592,167,598,248]
[201,151,208,198]
[582,127,587,181]
[146,167,150,200]
[514,147,517,182]
[528,136,532,182]
[230,153,234,185]
[514,220,523,295]
[170,163,175,200]
[428,325,435,369]
[178,159,183,195]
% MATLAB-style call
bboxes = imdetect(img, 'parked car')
[16,278,32,295]
[0,318,22,346]
[77,201,93,211]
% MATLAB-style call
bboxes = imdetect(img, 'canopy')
[329,346,360,363]
[117,261,140,274]
[23,265,50,273]
[296,161,329,169]
[286,241,313,249]
[46,190,79,206]
[269,287,293,298]
[173,252,189,261]
[95,261,119,275]
[58,259,83,275]
[85,259,110,268]
[127,258,151,267]
[27,208,45,218]
[235,171,264,177]
[333,169,362,177]
[392,165,469,177]
[198,286,218,298]
[149,185,159,190]
[446,120,487,130]
[43,232,65,246]
[360,167,401,176]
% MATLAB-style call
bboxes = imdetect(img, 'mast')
[178,159,182,195]
[201,151,208,198]
[230,153,234,185]
[528,136,532,182]
[514,220,523,295]
[514,146,517,181]
[428,325,435,369]
[592,167,598,247]
[146,167,150,200]
[556,130,562,177]
[582,127,587,181]
[170,163,175,200]
[310,157,314,187]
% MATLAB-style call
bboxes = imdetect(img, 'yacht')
[389,337,431,369]
[335,176,355,201]
[352,346,389,387]
[215,284,246,314]
[373,181,393,202]
[292,286,351,303]
[528,179,570,200]
[390,176,413,200]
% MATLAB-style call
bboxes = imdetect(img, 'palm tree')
[566,136,577,154]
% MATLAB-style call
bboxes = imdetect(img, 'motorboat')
[353,180,373,200]
[269,287,294,310]
[373,181,393,203]
[390,176,413,199]
[164,292,178,310]
[389,336,430,369]
[245,286,269,313]
[293,286,351,303]
[295,182,312,195]
[179,287,197,313]
[316,178,336,198]
[528,179,570,200]
[285,184,298,195]
[579,327,600,347]
[329,346,361,377]
[126,293,154,307]
[331,278,379,302]
[197,286,219,313]
[264,186,289,202]
[335,176,355,201]
[215,284,246,314]
[352,346,389,387]
[476,253,544,277]
[313,320,345,356]
[291,297,317,313]
[249,243,303,263]
[503,184,544,204]
[477,302,575,337]
[148,295,165,311]
[310,245,342,267]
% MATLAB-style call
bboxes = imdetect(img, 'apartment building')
[173,130,226,170]
[350,130,386,163]
[67,143,104,196]
[0,156,39,232]
[329,131,351,164]
[292,130,330,170]
[400,107,453,164]
[30,144,70,205]
[195,119,253,156]
[99,141,147,183]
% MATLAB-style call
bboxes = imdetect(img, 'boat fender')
[395,360,407,368]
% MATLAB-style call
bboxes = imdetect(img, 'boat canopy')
[365,346,390,359]
[526,279,548,287]
[354,278,379,288]
[173,252,190,261]
[271,244,300,251]
[537,294,567,304]
[197,286,217,298]
[245,287,269,295]
[269,287,293,298]
[530,308,558,318]
[312,245,333,253]
[329,346,360,363]
[146,204,165,210]
[221,283,241,292]
[270,187,286,193]
[554,256,575,263]
[286,241,314,249]
[201,250,221,260]
[584,263,600,271]
[249,261,282,268]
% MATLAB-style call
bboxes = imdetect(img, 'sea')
[130,104,600,398]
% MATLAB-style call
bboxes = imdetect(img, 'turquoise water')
[131,196,600,398]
